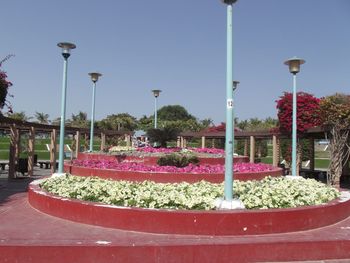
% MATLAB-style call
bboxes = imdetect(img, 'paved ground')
[0,166,51,203]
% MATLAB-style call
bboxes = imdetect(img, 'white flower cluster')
[40,175,340,210]
[108,146,136,153]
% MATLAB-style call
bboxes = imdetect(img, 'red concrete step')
[1,193,350,262]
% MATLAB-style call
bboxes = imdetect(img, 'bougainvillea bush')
[276,92,321,134]
[0,55,14,112]
[71,159,275,174]
[40,175,340,210]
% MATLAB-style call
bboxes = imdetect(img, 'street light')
[88,72,102,152]
[152,89,161,129]
[284,57,305,176]
[57,42,76,174]
[217,0,244,209]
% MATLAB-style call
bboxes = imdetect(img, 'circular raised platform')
[28,179,350,236]
[64,164,282,183]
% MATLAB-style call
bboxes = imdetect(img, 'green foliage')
[99,113,138,131]
[236,117,278,131]
[236,139,268,157]
[157,153,199,167]
[280,139,312,163]
[157,105,195,121]
[147,127,180,147]
[6,111,32,121]
[320,93,350,129]
[69,111,89,128]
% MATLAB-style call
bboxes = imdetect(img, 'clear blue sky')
[2,0,350,124]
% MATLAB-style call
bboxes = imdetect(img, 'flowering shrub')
[276,92,321,134]
[0,55,14,112]
[40,175,340,210]
[71,159,275,174]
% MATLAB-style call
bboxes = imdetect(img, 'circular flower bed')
[108,147,227,158]
[71,159,274,174]
[41,175,339,210]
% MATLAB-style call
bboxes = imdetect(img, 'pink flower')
[72,159,274,174]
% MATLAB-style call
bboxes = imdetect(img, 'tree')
[320,93,350,187]
[147,127,180,148]
[137,105,212,132]
[0,55,14,113]
[35,112,50,124]
[6,111,32,122]
[70,111,89,128]
[99,113,138,131]
[276,92,321,174]
[157,105,195,121]
[276,92,321,134]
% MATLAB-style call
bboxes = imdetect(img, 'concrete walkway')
[0,166,51,203]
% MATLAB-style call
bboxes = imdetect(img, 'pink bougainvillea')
[71,159,274,174]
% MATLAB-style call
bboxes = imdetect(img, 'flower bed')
[41,175,339,210]
[65,159,281,183]
[28,175,349,235]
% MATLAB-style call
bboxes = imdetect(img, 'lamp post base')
[214,198,245,210]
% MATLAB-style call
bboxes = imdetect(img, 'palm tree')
[70,111,89,128]
[6,111,32,122]
[35,112,50,124]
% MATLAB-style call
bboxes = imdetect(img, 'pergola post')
[180,136,184,148]
[183,138,187,148]
[201,136,206,149]
[309,138,315,171]
[177,136,181,147]
[244,138,248,156]
[75,131,80,158]
[28,126,35,177]
[126,134,131,147]
[250,135,255,163]
[272,135,279,167]
[84,133,88,151]
[100,132,106,151]
[50,129,57,174]
[8,124,19,179]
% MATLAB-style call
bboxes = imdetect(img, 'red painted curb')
[28,180,350,236]
[64,164,282,183]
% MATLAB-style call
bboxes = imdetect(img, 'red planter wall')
[28,182,350,236]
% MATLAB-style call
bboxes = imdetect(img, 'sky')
[1,0,350,125]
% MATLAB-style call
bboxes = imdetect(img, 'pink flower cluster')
[72,159,274,174]
[189,148,225,155]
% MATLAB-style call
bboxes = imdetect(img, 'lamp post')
[232,80,239,91]
[284,57,305,176]
[220,0,244,209]
[88,72,102,152]
[57,42,76,174]
[152,89,161,129]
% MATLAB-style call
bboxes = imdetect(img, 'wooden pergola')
[178,127,350,177]
[0,115,133,178]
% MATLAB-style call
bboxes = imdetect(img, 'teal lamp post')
[57,42,76,174]
[216,0,244,209]
[284,57,305,176]
[152,89,161,129]
[88,72,102,152]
